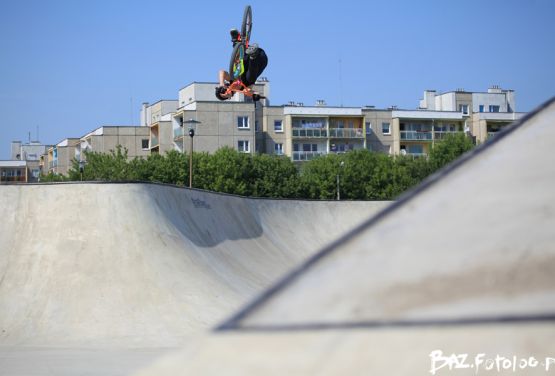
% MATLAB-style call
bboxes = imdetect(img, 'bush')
[59,136,474,200]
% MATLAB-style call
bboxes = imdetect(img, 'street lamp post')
[337,161,345,201]
[183,118,201,188]
[79,160,86,181]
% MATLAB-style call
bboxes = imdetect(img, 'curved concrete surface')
[136,98,555,375]
[0,183,389,348]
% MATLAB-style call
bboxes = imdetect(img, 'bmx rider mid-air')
[215,5,268,101]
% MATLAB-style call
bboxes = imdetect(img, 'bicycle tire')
[241,5,252,46]
[229,43,245,82]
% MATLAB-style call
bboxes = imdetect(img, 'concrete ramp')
[137,98,555,376]
[0,183,389,347]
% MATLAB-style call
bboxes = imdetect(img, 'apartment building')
[46,138,80,175]
[0,161,28,183]
[14,83,524,179]
[139,83,525,161]
[419,85,524,144]
[169,82,269,155]
[393,110,467,156]
[77,126,150,162]
[261,102,366,161]
[141,100,179,155]
[7,140,51,181]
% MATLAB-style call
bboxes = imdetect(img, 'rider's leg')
[219,70,231,87]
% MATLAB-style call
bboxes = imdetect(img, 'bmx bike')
[223,5,265,100]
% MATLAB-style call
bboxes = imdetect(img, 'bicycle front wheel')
[241,5,252,46]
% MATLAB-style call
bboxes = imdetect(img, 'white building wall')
[435,93,456,111]
[472,93,508,112]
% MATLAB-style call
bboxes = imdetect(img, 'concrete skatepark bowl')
[0,183,388,375]
[2,97,555,375]
[135,97,555,375]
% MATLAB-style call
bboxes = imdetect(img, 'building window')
[479,105,484,113]
[237,116,250,129]
[141,139,149,149]
[274,120,283,133]
[238,140,250,153]
[489,105,500,113]
[365,122,372,134]
[302,143,318,152]
[382,122,391,135]
[459,104,469,115]
[274,143,284,155]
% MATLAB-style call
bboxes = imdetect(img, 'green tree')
[299,154,344,200]
[250,153,300,198]
[198,147,251,195]
[428,133,475,171]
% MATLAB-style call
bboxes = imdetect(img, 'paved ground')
[136,99,555,375]
[0,183,388,374]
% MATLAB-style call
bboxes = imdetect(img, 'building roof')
[0,160,27,167]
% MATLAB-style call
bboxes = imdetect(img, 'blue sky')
[1,0,554,158]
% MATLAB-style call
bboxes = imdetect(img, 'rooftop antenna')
[36,125,39,142]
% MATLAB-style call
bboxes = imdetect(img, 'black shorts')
[241,48,268,87]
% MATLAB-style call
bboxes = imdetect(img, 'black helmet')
[215,86,230,101]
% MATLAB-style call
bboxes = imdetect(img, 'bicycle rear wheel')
[229,43,245,82]
[241,5,252,46]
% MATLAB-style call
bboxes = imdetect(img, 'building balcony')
[329,128,364,139]
[0,176,26,183]
[434,131,463,140]
[292,128,328,138]
[174,127,184,141]
[151,135,159,148]
[400,131,433,141]
[292,151,326,161]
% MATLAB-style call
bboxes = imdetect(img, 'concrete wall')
[10,141,22,160]
[173,102,256,154]
[435,92,456,111]
[363,109,393,153]
[147,100,178,125]
[454,92,472,114]
[55,140,79,175]
[87,127,150,159]
[472,93,508,112]
[262,107,287,156]
[179,83,243,107]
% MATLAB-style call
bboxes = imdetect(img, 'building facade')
[165,82,269,156]
[0,160,28,184]
[46,138,80,175]
[77,126,150,162]
[8,140,51,181]
[6,84,527,180]
[141,100,179,155]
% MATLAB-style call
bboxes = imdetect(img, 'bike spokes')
[241,5,252,47]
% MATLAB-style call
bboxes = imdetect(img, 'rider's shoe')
[230,28,239,45]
